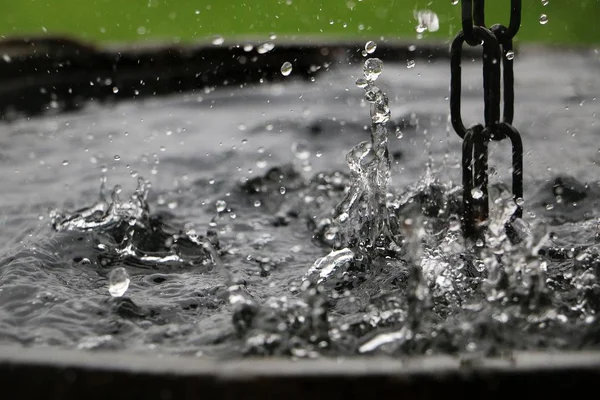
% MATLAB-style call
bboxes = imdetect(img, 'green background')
[2,0,599,45]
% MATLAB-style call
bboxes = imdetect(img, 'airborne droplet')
[216,200,227,213]
[363,58,383,82]
[539,14,548,25]
[365,41,377,54]
[280,61,293,76]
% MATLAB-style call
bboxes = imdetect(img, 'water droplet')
[506,51,515,60]
[515,197,524,206]
[471,188,484,199]
[451,0,459,5]
[256,159,268,168]
[216,200,227,213]
[363,58,383,82]
[279,186,286,195]
[108,267,130,297]
[414,10,440,33]
[292,141,311,160]
[281,61,293,76]
[365,41,377,54]
[212,36,225,45]
[254,200,262,208]
[541,0,549,6]
[355,77,368,88]
[407,60,416,69]
[62,160,69,166]
[114,155,121,161]
[257,42,275,54]
[539,14,548,25]
[395,126,403,139]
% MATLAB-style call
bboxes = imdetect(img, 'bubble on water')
[471,188,484,199]
[355,77,368,88]
[257,42,275,54]
[108,267,130,297]
[539,14,548,25]
[280,61,293,76]
[365,41,377,54]
[363,58,383,82]
[414,10,440,33]
[292,141,311,160]
[212,36,225,45]
[506,51,515,60]
[216,200,227,213]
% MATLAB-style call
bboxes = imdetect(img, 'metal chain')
[450,0,523,240]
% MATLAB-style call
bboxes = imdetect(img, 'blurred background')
[2,0,599,45]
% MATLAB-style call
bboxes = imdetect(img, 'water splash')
[50,177,218,268]
[323,55,400,252]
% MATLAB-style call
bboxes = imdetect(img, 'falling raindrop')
[281,61,293,76]
[414,10,440,33]
[108,267,130,297]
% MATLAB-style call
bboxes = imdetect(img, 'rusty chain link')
[450,0,523,240]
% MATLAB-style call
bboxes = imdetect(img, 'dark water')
[0,46,599,358]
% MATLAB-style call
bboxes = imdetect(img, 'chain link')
[451,0,523,240]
